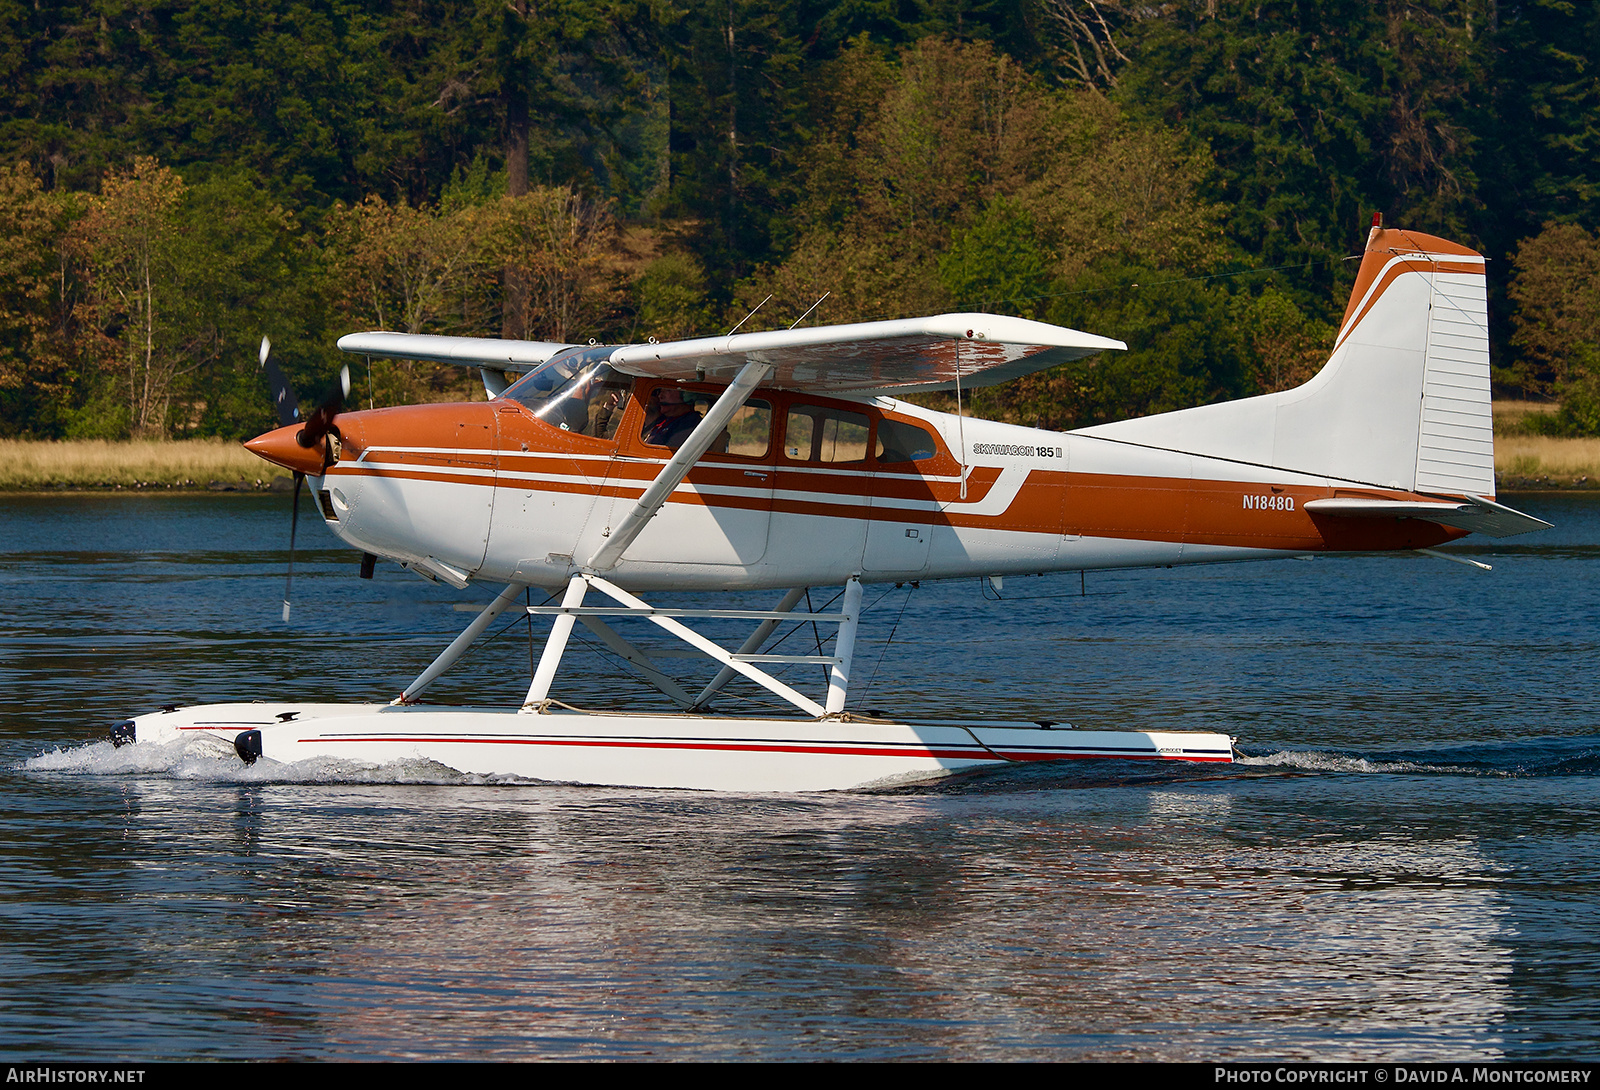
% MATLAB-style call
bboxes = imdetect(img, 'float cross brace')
[518,573,864,718]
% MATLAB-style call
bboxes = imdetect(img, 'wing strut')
[585,361,770,572]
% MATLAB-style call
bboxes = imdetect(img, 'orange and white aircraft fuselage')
[113,226,1547,791]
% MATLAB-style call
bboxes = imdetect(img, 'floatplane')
[112,223,1548,791]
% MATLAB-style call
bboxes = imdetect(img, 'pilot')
[641,386,701,450]
[555,367,610,435]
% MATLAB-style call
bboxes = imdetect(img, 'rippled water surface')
[2,492,1597,1060]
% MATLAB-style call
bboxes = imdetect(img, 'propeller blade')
[258,336,302,430]
[283,471,303,623]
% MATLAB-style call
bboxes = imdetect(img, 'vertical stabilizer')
[1076,227,1496,498]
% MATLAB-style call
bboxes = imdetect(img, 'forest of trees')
[1,0,1597,440]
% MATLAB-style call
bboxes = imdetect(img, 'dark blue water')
[1,492,1596,1059]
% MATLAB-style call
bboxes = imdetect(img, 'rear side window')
[876,419,938,463]
[784,405,869,464]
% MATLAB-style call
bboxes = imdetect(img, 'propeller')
[258,336,349,623]
[260,337,305,623]
[298,363,351,456]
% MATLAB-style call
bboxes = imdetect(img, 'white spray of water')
[18,736,550,786]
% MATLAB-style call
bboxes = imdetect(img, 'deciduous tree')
[1509,221,1600,432]
[73,158,188,439]
[0,163,76,436]
[489,187,624,343]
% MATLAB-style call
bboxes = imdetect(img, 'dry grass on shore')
[1489,402,1599,485]
[1495,435,1600,483]
[0,438,290,490]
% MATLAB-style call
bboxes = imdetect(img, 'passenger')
[641,387,702,450]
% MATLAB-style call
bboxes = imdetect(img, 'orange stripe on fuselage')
[328,454,1462,553]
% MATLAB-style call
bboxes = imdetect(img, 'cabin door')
[617,387,776,567]
[863,416,942,573]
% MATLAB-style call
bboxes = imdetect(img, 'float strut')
[523,573,588,709]
[824,576,863,715]
[395,581,528,705]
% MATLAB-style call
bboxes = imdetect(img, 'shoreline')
[4,478,298,494]
[0,437,294,492]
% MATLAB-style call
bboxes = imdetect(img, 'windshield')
[502,346,633,439]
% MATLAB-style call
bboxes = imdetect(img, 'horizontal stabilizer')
[1304,495,1551,538]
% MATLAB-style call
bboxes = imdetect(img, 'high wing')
[338,313,1125,397]
[605,314,1124,395]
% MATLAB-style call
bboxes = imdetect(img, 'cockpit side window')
[639,386,772,457]
[639,385,704,450]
